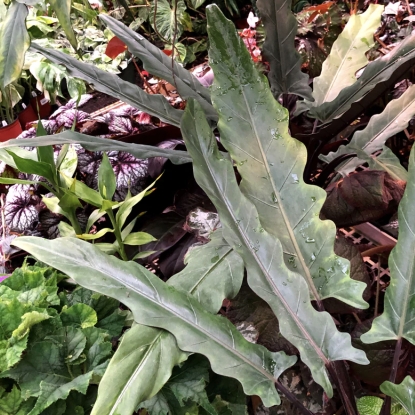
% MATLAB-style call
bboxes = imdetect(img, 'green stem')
[68,211,83,235]
[107,209,128,261]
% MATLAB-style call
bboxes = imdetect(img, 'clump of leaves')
[0,261,130,414]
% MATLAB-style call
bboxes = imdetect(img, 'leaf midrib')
[109,331,164,415]
[29,243,278,384]
[235,83,322,303]
[195,132,329,367]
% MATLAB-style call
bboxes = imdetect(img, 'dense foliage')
[2,0,415,415]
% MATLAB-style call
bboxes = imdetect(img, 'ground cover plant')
[3,0,415,414]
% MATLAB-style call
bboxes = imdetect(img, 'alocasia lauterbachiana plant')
[4,2,415,415]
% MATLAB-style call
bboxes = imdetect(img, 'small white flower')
[247,12,259,28]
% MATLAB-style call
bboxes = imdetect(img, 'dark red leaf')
[105,36,128,59]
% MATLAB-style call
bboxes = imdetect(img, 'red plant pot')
[18,103,37,130]
[0,119,23,141]
[30,93,51,119]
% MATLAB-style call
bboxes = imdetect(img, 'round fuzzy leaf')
[60,304,98,329]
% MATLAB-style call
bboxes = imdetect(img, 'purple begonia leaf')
[39,120,59,135]
[108,151,148,201]
[17,128,37,139]
[55,109,90,128]
[77,149,102,190]
[50,94,93,119]
[108,115,138,135]
[39,210,62,239]
[136,111,152,124]
[4,184,39,232]
[110,104,140,118]
[148,139,184,178]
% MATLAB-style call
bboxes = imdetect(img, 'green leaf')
[48,0,77,50]
[123,232,157,245]
[93,231,244,415]
[37,145,55,170]
[381,377,415,415]
[30,44,183,127]
[7,150,56,185]
[0,2,30,89]
[100,14,216,123]
[116,182,155,230]
[58,145,78,180]
[77,228,114,241]
[60,176,103,208]
[98,154,116,201]
[85,209,107,234]
[361,147,415,345]
[357,396,383,415]
[206,5,367,309]
[168,230,244,314]
[59,192,83,214]
[12,310,50,340]
[0,385,24,414]
[180,97,368,396]
[12,236,297,407]
[150,0,191,41]
[304,4,383,112]
[0,131,191,165]
[320,84,415,181]
[46,326,87,364]
[61,304,98,329]
[92,324,187,415]
[256,0,312,100]
[308,32,415,124]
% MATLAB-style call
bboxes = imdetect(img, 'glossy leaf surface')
[206,5,367,309]
[381,377,415,415]
[181,98,368,396]
[321,85,415,181]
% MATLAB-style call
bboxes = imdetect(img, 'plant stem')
[274,382,315,415]
[107,209,128,261]
[380,337,403,415]
[68,211,83,235]
[327,361,359,415]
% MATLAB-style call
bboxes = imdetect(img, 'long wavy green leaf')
[361,147,415,345]
[307,4,382,111]
[181,98,369,397]
[99,14,217,123]
[206,5,367,309]
[168,230,244,314]
[256,0,312,100]
[48,0,77,50]
[308,33,415,123]
[320,85,415,181]
[0,2,29,89]
[92,230,244,415]
[92,324,188,415]
[30,43,183,127]
[13,236,296,408]
[0,131,191,165]
[380,377,415,415]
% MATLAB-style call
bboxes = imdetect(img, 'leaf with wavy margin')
[380,377,415,415]
[307,33,415,123]
[12,236,296,408]
[99,14,217,123]
[306,4,382,111]
[320,84,415,181]
[256,0,312,100]
[180,97,369,396]
[361,147,415,346]
[30,43,183,127]
[206,5,367,309]
[92,230,244,415]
